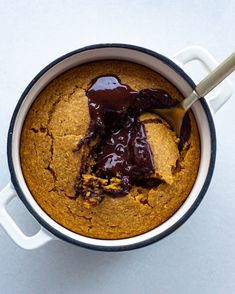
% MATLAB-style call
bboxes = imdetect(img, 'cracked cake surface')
[20,60,200,239]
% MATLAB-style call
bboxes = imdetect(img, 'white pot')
[0,44,233,251]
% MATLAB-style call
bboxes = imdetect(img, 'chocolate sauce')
[94,116,155,180]
[75,75,191,205]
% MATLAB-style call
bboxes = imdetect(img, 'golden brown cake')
[20,60,200,239]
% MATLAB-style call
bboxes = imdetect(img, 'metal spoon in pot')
[153,52,235,136]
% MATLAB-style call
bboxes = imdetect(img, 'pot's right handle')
[0,183,54,249]
[172,46,233,114]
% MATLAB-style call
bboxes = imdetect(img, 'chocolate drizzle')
[75,75,190,205]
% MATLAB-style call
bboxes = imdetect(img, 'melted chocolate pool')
[75,75,190,205]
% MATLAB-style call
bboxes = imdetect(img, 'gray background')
[0,1,235,293]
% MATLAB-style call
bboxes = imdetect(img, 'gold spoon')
[153,52,235,136]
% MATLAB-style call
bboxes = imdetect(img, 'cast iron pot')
[0,44,233,251]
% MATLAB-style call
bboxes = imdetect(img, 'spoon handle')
[196,52,235,97]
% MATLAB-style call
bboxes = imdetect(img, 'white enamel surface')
[9,47,212,248]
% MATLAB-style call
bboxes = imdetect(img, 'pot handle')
[0,183,54,249]
[172,46,233,114]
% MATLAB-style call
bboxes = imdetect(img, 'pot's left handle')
[0,183,54,249]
